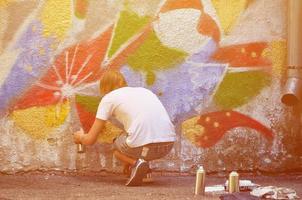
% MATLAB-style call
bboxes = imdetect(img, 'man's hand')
[73,128,85,144]
[72,119,105,145]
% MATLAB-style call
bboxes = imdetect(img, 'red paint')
[196,110,274,148]
[75,104,95,132]
[14,26,113,109]
[211,42,272,67]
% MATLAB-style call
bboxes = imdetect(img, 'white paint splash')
[153,9,211,54]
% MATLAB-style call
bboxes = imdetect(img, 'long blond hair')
[99,70,127,95]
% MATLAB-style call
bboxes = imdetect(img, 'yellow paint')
[181,117,205,145]
[262,41,287,76]
[51,42,59,50]
[251,52,257,58]
[0,50,19,86]
[39,48,45,55]
[0,0,10,8]
[32,25,37,32]
[124,0,160,16]
[24,65,33,72]
[39,0,72,40]
[10,102,70,139]
[97,122,123,144]
[211,0,249,34]
[213,122,219,128]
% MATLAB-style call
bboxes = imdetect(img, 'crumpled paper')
[225,180,260,191]
[250,186,300,199]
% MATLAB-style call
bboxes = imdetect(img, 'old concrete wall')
[0,0,301,174]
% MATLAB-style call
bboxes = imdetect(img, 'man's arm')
[73,118,106,145]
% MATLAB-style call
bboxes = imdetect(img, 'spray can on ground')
[228,171,239,193]
[195,166,205,195]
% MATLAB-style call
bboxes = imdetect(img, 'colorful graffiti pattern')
[0,0,287,148]
[182,111,273,148]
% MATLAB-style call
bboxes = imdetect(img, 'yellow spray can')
[195,166,205,195]
[228,171,239,193]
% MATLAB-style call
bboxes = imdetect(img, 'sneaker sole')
[142,173,153,183]
[125,162,149,186]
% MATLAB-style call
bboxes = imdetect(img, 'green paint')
[214,71,271,109]
[75,95,101,113]
[127,31,187,84]
[108,10,151,58]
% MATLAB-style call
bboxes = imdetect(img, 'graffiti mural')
[0,0,297,173]
[182,111,273,148]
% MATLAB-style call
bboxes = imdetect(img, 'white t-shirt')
[96,87,176,147]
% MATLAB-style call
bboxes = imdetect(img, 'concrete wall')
[0,0,301,174]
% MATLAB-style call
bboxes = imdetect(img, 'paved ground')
[0,172,301,200]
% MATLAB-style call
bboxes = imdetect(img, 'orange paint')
[211,43,272,67]
[160,0,220,43]
[75,0,89,19]
[160,0,203,13]
[198,13,220,42]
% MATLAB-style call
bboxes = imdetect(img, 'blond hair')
[99,70,127,95]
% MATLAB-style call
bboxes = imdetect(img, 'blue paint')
[0,21,54,113]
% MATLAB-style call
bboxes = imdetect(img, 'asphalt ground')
[0,172,301,200]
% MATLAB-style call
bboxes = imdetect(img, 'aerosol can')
[69,106,86,169]
[195,166,205,195]
[228,171,239,193]
[70,115,85,154]
[76,127,85,153]
[77,143,85,153]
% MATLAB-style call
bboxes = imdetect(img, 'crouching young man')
[73,70,176,186]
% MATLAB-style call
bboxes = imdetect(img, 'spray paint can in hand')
[76,128,85,153]
[228,171,239,193]
[69,110,86,154]
[195,166,206,195]
[77,143,85,153]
